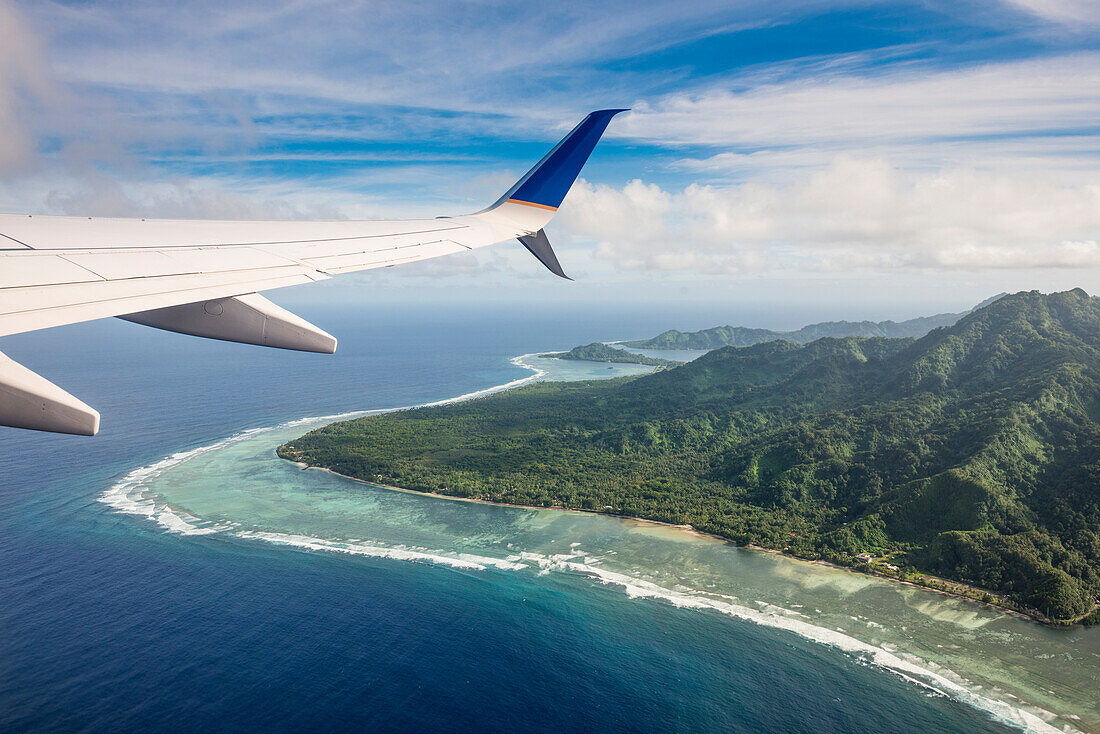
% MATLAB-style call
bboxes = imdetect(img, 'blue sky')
[1,0,1099,320]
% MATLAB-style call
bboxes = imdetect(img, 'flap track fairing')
[119,294,337,354]
[0,351,100,435]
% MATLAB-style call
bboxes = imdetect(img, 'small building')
[856,553,874,563]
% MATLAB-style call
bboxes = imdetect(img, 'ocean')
[1,300,1096,733]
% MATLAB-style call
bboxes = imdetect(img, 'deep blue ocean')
[0,300,1024,733]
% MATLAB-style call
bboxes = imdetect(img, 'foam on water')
[101,353,552,538]
[237,531,528,571]
[98,354,1077,734]
[510,550,1070,734]
[101,419,358,536]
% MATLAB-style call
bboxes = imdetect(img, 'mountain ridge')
[623,294,1006,350]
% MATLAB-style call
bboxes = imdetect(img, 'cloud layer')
[624,52,1100,174]
[561,157,1100,273]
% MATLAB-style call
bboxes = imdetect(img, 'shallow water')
[102,353,1100,734]
[614,343,713,363]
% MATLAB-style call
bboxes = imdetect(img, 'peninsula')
[541,342,680,368]
[280,290,1100,624]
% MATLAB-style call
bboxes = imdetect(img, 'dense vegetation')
[542,342,679,367]
[281,290,1100,622]
[623,295,1005,350]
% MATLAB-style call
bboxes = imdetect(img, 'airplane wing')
[0,109,627,435]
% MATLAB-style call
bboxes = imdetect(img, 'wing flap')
[61,247,303,280]
[0,255,102,288]
[304,239,469,273]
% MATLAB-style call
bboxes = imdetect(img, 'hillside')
[622,295,1005,350]
[541,342,679,367]
[280,290,1100,622]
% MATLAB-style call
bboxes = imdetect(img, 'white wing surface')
[0,110,626,434]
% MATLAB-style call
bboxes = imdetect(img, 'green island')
[280,290,1100,624]
[623,294,1005,350]
[541,342,680,368]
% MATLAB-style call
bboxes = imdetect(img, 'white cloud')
[0,1,58,173]
[1002,0,1100,25]
[676,135,1100,182]
[623,53,1100,156]
[0,171,375,220]
[42,177,347,220]
[22,0,809,121]
[1,0,895,176]
[558,159,1100,273]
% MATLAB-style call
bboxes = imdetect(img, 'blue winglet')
[490,109,628,212]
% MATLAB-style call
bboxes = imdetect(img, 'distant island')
[541,342,680,368]
[623,294,1006,350]
[280,290,1100,624]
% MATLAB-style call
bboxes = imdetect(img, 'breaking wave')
[100,352,551,550]
[512,551,1070,734]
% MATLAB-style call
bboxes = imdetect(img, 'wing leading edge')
[0,109,626,434]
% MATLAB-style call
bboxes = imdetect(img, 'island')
[540,342,681,368]
[279,290,1100,624]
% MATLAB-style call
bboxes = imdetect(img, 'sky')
[1,0,1099,324]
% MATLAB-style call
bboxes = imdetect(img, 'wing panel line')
[1,222,470,251]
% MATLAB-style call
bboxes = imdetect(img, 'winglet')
[489,109,628,213]
[479,109,626,279]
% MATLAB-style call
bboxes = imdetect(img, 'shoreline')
[291,461,1079,627]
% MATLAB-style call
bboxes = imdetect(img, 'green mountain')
[541,342,679,367]
[623,296,1005,350]
[280,290,1100,622]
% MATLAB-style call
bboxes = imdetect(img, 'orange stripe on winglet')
[506,199,558,211]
